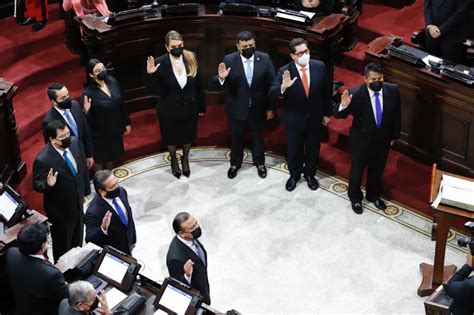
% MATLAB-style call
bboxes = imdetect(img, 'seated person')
[63,0,110,17]
[6,222,68,315]
[297,0,335,15]
[443,248,474,315]
[58,281,110,315]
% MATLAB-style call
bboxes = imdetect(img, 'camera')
[457,221,474,253]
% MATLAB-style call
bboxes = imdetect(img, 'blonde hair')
[165,30,198,77]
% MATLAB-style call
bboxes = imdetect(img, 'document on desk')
[106,287,127,309]
[432,174,474,211]
[299,10,316,19]
[422,54,442,67]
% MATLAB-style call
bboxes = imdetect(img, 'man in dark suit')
[33,119,91,262]
[269,38,332,192]
[6,222,68,315]
[215,30,276,179]
[333,63,401,214]
[42,82,94,169]
[443,248,474,315]
[166,212,210,305]
[84,170,137,255]
[424,0,471,63]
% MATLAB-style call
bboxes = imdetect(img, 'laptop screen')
[0,190,19,221]
[97,252,130,284]
[159,283,193,314]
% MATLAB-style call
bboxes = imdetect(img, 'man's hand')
[101,211,112,233]
[340,90,353,109]
[266,110,274,120]
[95,290,111,314]
[124,125,131,135]
[86,157,94,169]
[147,56,160,74]
[83,95,92,114]
[184,259,194,278]
[428,25,441,38]
[47,168,58,187]
[322,116,330,126]
[281,70,297,93]
[198,112,205,117]
[218,63,231,80]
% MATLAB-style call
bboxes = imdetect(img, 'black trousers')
[50,216,83,262]
[228,116,265,167]
[425,31,465,64]
[348,133,390,203]
[285,125,321,178]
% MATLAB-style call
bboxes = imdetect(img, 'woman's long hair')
[84,58,102,87]
[165,30,198,77]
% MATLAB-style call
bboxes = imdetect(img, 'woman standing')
[83,59,131,170]
[146,30,206,179]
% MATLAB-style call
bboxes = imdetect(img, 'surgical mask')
[56,97,72,110]
[88,296,99,311]
[297,53,310,66]
[241,46,255,59]
[105,187,120,199]
[170,47,184,58]
[191,226,202,239]
[97,69,108,81]
[59,136,72,149]
[369,80,383,92]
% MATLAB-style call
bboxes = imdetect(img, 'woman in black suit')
[146,30,206,179]
[82,59,131,170]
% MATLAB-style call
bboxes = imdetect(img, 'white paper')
[432,174,474,209]
[275,12,306,23]
[0,191,18,220]
[422,55,443,67]
[299,10,316,19]
[154,310,168,315]
[105,287,127,309]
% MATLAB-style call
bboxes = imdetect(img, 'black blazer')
[84,187,137,255]
[166,236,210,305]
[424,0,471,38]
[213,51,276,121]
[32,138,91,223]
[41,100,93,158]
[147,53,206,119]
[6,248,68,315]
[443,264,474,315]
[333,83,401,143]
[269,59,332,130]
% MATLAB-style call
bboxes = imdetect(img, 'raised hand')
[183,259,194,278]
[83,95,92,114]
[281,70,297,92]
[101,211,112,232]
[47,168,58,187]
[340,90,353,109]
[218,62,231,80]
[146,56,160,74]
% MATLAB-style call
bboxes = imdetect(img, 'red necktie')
[301,66,309,97]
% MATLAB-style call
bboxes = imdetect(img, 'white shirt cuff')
[280,86,286,94]
[101,227,108,235]
[338,103,346,111]
[184,273,191,284]
[219,78,225,85]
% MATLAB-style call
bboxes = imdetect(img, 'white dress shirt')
[281,61,311,94]
[177,235,201,284]
[219,54,254,85]
[100,195,128,235]
[54,106,77,129]
[52,146,78,173]
[338,87,384,125]
[170,54,187,89]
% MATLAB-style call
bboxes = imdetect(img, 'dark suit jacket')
[213,51,276,121]
[147,53,206,119]
[166,236,210,305]
[6,248,68,315]
[84,187,137,255]
[333,83,401,144]
[424,0,471,38]
[443,264,474,315]
[269,59,332,130]
[41,100,93,158]
[32,138,91,224]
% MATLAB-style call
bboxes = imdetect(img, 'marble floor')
[107,148,466,314]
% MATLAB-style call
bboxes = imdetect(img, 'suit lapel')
[289,61,305,96]
[235,53,248,88]
[381,84,391,127]
[46,144,70,175]
[308,61,316,99]
[98,195,128,228]
[163,55,182,91]
[249,52,261,89]
[175,236,206,267]
[363,86,377,128]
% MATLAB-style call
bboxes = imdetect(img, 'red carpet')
[1,1,460,229]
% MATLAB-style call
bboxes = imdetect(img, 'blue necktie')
[374,92,382,128]
[192,241,206,265]
[64,110,79,139]
[245,59,253,87]
[63,150,78,177]
[112,198,129,228]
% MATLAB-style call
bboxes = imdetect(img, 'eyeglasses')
[293,49,310,57]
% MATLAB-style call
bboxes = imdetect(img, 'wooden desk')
[365,36,474,177]
[424,285,451,315]
[78,6,349,112]
[417,164,474,297]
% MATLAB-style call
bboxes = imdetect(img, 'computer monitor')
[154,277,202,315]
[0,185,27,227]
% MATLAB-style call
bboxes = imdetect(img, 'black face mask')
[105,187,120,199]
[56,97,72,110]
[369,80,383,92]
[97,69,108,82]
[191,226,202,239]
[241,46,255,59]
[59,136,72,149]
[170,47,184,58]
[88,296,99,311]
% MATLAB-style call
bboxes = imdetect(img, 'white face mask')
[297,53,310,66]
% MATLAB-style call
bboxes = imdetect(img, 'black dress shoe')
[227,166,240,179]
[32,21,46,31]
[285,177,298,192]
[182,170,190,178]
[304,175,319,191]
[21,17,35,25]
[181,158,190,178]
[172,170,181,179]
[351,202,363,215]
[256,165,267,178]
[370,198,387,210]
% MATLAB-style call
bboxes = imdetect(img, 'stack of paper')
[432,174,474,211]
